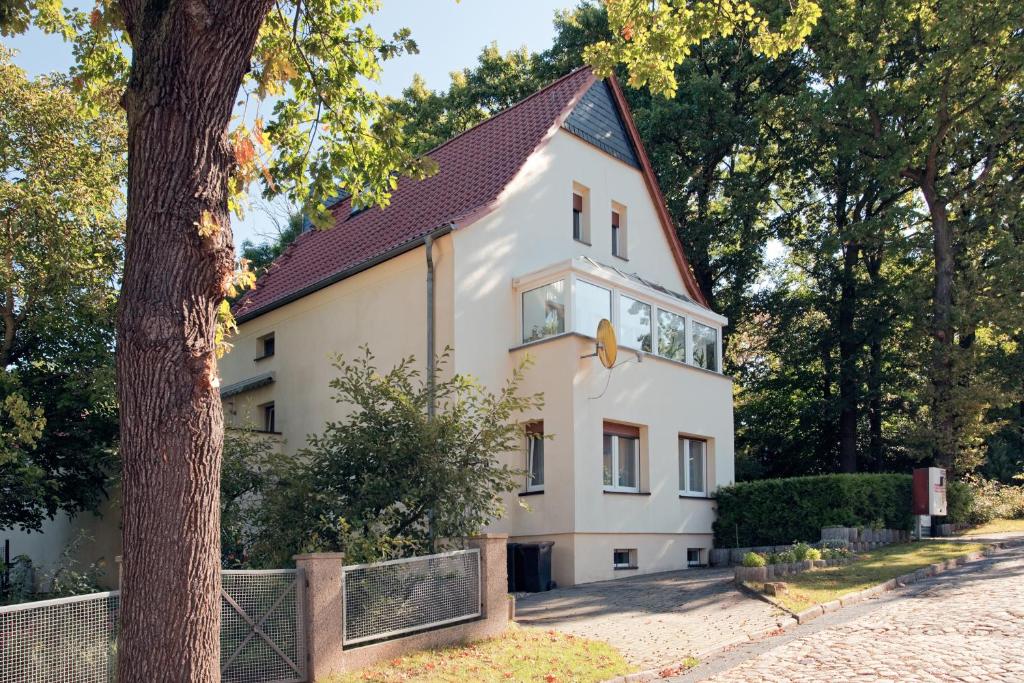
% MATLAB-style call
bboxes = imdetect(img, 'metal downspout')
[425,233,436,418]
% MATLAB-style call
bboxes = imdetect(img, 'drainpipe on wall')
[424,223,453,419]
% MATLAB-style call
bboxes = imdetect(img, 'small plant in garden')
[766,552,781,565]
[775,549,797,563]
[805,548,821,561]
[742,551,767,567]
[791,542,813,561]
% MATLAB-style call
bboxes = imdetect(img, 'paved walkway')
[514,567,788,669]
[673,542,1024,682]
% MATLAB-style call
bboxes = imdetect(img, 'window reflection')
[619,295,652,352]
[575,280,611,336]
[522,281,566,343]
[691,321,718,371]
[657,309,686,361]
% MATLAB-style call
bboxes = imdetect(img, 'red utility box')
[912,467,947,516]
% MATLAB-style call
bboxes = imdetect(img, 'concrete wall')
[1,493,122,591]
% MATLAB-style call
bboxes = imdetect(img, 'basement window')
[687,548,703,567]
[613,548,638,570]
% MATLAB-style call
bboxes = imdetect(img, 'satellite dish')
[596,319,617,369]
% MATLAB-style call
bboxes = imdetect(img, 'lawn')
[762,540,985,614]
[959,518,1024,536]
[328,626,630,683]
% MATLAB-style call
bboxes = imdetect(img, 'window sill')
[253,353,275,362]
[678,493,713,499]
[252,430,283,435]
[519,489,545,497]
[603,490,649,496]
[574,238,592,246]
[612,253,629,262]
[613,565,639,571]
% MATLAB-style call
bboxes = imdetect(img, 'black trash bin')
[514,541,555,592]
[506,542,520,593]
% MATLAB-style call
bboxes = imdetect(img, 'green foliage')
[742,551,766,567]
[805,547,821,561]
[44,531,107,598]
[944,476,1024,526]
[791,541,813,561]
[0,50,122,531]
[240,347,544,566]
[714,473,914,546]
[239,212,306,278]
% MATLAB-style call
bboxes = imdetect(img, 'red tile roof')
[235,67,598,322]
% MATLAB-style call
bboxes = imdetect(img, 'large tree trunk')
[920,180,957,471]
[838,239,860,473]
[116,1,271,680]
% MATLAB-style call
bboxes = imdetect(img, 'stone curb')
[600,539,1024,682]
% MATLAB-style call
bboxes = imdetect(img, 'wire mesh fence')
[0,591,119,683]
[221,569,306,683]
[0,570,306,683]
[342,548,481,646]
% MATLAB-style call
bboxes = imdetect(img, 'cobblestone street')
[678,543,1024,682]
[515,567,789,669]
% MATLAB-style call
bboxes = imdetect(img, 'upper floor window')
[575,279,611,336]
[256,333,275,360]
[572,184,590,243]
[657,309,686,362]
[619,295,652,352]
[526,421,545,492]
[678,437,707,495]
[611,203,628,259]
[691,321,718,371]
[603,422,640,492]
[522,280,566,343]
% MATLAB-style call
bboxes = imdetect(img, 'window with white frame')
[603,422,640,491]
[572,183,590,243]
[691,321,718,371]
[657,309,686,362]
[575,279,611,336]
[687,548,703,567]
[522,280,566,343]
[526,421,545,491]
[613,548,638,569]
[611,203,628,259]
[678,437,707,495]
[619,295,652,352]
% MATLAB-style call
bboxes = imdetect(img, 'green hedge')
[713,473,915,547]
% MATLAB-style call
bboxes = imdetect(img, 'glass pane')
[657,309,686,361]
[691,321,718,370]
[575,280,611,337]
[678,438,687,491]
[573,209,582,240]
[689,440,705,493]
[522,281,566,343]
[618,436,638,488]
[619,295,652,352]
[602,434,614,486]
[530,437,545,486]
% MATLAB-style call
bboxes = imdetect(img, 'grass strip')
[328,624,630,683]
[765,540,984,613]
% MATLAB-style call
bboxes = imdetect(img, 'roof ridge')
[416,65,592,159]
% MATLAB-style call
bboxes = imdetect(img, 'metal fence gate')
[221,569,307,683]
[342,548,481,646]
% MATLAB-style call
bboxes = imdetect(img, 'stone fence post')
[294,552,346,682]
[467,533,509,633]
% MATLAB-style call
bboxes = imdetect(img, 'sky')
[5,0,578,246]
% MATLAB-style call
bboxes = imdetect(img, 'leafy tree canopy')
[0,50,123,530]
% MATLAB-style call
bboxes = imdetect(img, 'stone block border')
[734,557,851,584]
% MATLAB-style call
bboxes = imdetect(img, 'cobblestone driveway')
[692,544,1024,682]
[514,567,788,669]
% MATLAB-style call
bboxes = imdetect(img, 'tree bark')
[919,179,957,471]
[864,250,884,469]
[838,238,860,473]
[116,1,271,680]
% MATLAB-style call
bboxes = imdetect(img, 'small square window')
[257,333,275,360]
[613,548,637,569]
[687,548,702,567]
[261,402,275,433]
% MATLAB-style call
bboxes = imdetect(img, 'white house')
[219,67,734,587]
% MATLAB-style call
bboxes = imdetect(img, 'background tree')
[0,50,123,532]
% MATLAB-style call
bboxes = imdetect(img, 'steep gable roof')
[563,80,640,168]
[235,67,707,322]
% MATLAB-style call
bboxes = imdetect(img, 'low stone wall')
[711,527,912,567]
[735,557,851,584]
